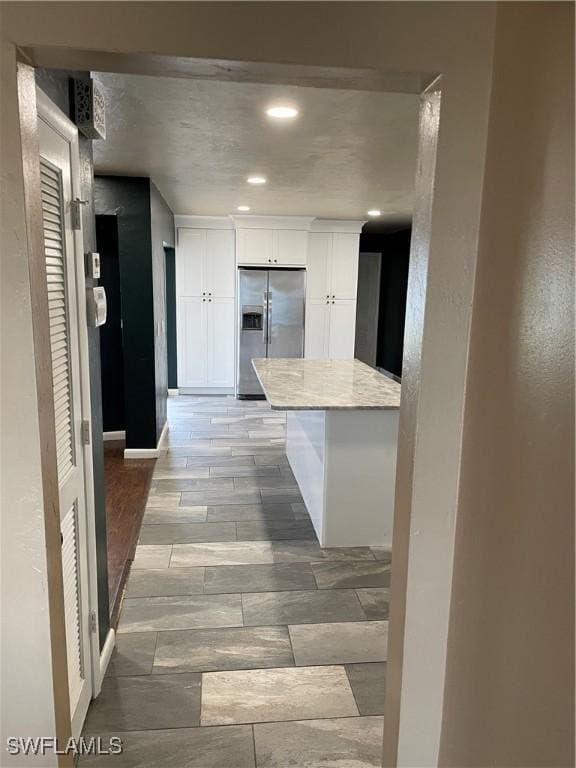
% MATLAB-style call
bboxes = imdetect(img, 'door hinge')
[90,609,98,634]
[71,198,89,230]
[81,420,91,445]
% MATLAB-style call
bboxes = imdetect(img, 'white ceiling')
[93,73,419,225]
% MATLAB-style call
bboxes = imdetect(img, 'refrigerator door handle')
[267,290,272,352]
[263,291,269,346]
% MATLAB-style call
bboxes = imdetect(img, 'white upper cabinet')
[236,228,273,265]
[205,230,235,297]
[177,227,235,297]
[177,229,205,296]
[330,233,360,299]
[276,229,308,266]
[307,233,332,299]
[307,232,360,300]
[236,226,308,266]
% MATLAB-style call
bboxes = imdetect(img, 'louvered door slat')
[40,159,75,484]
[60,503,84,708]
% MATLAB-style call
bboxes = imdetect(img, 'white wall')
[0,46,58,766]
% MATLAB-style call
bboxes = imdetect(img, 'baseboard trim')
[123,420,169,459]
[103,430,126,442]
[123,448,160,459]
[157,419,169,449]
[97,628,115,693]
[179,387,235,395]
[168,388,179,396]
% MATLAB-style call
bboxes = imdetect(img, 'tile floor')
[82,395,390,767]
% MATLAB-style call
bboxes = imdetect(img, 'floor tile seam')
[116,615,383,635]
[83,711,376,738]
[251,724,257,768]
[199,712,365,729]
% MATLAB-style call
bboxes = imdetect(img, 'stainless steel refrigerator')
[237,268,305,398]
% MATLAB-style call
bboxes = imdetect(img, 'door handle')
[267,291,272,349]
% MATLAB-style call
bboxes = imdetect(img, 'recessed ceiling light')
[237,205,251,212]
[367,209,382,217]
[247,175,267,185]
[266,105,299,119]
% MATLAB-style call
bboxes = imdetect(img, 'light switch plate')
[87,251,101,279]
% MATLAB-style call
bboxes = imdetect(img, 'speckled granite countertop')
[252,358,401,410]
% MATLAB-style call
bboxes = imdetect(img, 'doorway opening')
[19,48,442,766]
[355,227,411,379]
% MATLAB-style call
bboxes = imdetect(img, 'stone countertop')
[252,358,401,410]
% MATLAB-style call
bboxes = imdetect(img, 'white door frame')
[36,88,111,709]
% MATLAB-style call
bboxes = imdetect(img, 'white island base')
[286,408,399,548]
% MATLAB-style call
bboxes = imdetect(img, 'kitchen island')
[252,358,401,547]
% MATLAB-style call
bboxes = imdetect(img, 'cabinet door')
[206,297,235,387]
[177,296,206,386]
[236,229,273,265]
[305,299,330,359]
[177,229,206,296]
[276,230,308,266]
[330,233,360,299]
[306,232,332,300]
[205,229,235,297]
[328,300,357,359]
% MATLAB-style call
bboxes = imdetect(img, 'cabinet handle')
[208,292,212,296]
[332,301,335,304]
[202,298,205,302]
[326,294,330,298]
[208,298,212,302]
[326,300,329,304]
[274,259,278,263]
[332,295,335,298]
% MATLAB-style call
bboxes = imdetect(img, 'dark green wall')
[35,68,110,648]
[94,177,155,448]
[96,215,125,432]
[94,176,173,449]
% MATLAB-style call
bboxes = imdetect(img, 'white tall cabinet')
[305,224,362,359]
[175,219,236,392]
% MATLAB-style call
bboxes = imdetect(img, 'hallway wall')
[439,4,575,765]
[150,182,175,443]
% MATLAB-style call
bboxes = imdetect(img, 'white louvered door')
[38,100,93,737]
